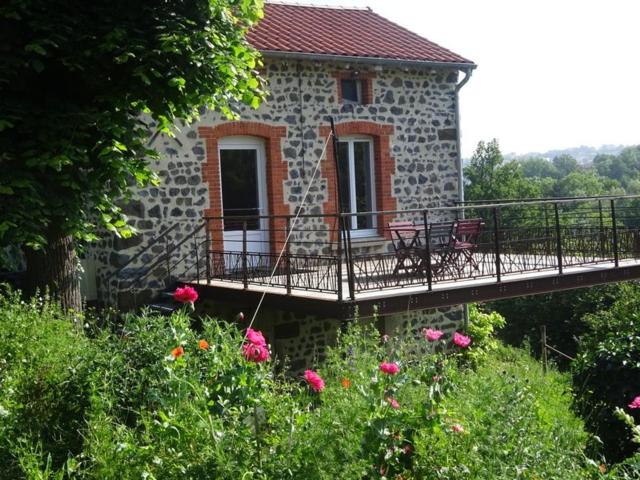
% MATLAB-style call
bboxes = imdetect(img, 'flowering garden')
[0,286,638,479]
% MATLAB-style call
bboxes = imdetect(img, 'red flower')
[386,397,400,409]
[379,362,400,375]
[246,327,267,346]
[341,378,352,389]
[452,332,471,348]
[629,395,640,409]
[171,345,184,359]
[423,328,444,342]
[304,370,325,392]
[242,342,270,363]
[198,339,209,350]
[173,285,198,305]
[451,423,464,433]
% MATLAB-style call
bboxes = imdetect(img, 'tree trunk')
[23,229,83,314]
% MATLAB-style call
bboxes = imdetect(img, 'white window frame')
[339,136,377,237]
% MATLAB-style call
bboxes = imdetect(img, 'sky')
[277,0,640,158]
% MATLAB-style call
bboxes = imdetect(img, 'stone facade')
[86,56,466,368]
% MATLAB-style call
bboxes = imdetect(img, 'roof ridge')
[265,1,371,11]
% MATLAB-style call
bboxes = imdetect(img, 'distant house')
[85,2,476,370]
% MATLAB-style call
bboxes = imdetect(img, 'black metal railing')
[157,195,640,300]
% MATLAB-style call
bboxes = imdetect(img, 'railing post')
[554,202,563,274]
[422,209,433,291]
[598,200,606,259]
[286,216,292,295]
[242,220,248,289]
[493,207,501,283]
[611,199,619,267]
[336,214,343,301]
[544,204,551,256]
[344,215,356,301]
[205,219,211,284]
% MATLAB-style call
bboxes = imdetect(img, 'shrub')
[572,286,640,463]
[0,287,600,479]
[0,288,99,478]
[413,346,592,479]
[463,303,506,366]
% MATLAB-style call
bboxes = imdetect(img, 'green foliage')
[0,0,265,248]
[413,346,592,479]
[462,303,506,366]
[489,282,630,368]
[572,287,640,463]
[464,139,544,202]
[0,289,601,479]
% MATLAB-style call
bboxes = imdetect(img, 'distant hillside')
[504,144,628,164]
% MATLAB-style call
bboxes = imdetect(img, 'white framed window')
[337,136,377,237]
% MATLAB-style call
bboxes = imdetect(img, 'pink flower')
[174,285,198,306]
[304,370,325,392]
[386,397,400,409]
[452,332,471,348]
[629,395,640,409]
[451,424,464,433]
[246,327,267,346]
[379,362,400,375]
[242,342,270,363]
[432,375,442,382]
[381,334,390,343]
[423,328,444,342]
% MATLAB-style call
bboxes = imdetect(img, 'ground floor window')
[337,136,377,236]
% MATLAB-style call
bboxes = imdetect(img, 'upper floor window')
[335,71,374,105]
[337,136,376,236]
[341,78,363,104]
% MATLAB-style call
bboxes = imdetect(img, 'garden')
[1,285,638,479]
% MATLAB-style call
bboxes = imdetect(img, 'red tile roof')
[247,2,474,66]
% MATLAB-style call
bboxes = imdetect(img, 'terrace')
[119,195,640,317]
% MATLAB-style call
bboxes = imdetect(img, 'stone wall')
[90,57,463,306]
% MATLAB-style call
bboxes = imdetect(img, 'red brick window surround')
[333,71,375,105]
[198,122,288,253]
[319,121,396,239]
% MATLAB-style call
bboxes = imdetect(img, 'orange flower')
[341,378,351,389]
[599,464,607,474]
[198,339,209,350]
[171,345,184,359]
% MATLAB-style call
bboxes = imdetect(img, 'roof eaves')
[260,50,477,71]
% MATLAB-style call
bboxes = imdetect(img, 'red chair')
[450,218,484,273]
[388,221,425,276]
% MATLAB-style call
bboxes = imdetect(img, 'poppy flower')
[242,342,270,363]
[173,285,198,307]
[198,339,209,350]
[304,370,325,392]
[246,327,267,347]
[423,328,444,342]
[451,424,464,433]
[171,345,184,359]
[452,332,472,348]
[386,397,400,409]
[629,395,640,409]
[379,362,400,375]
[341,378,351,389]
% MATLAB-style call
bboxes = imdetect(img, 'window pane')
[353,141,374,229]
[341,79,360,103]
[220,149,260,230]
[337,142,351,213]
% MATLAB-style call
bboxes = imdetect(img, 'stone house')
[84,2,476,370]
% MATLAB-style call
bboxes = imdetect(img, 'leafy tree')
[553,170,624,198]
[518,156,560,179]
[552,154,579,177]
[0,0,265,311]
[464,139,543,202]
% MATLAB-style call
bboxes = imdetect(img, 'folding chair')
[426,221,456,278]
[388,221,425,276]
[450,218,484,273]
